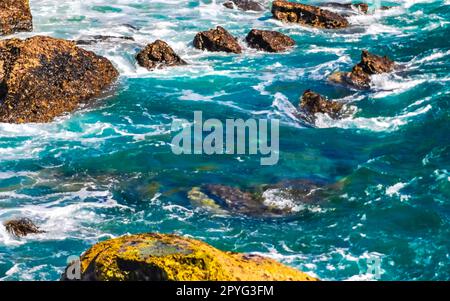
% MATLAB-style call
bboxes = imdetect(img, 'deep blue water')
[0,0,449,280]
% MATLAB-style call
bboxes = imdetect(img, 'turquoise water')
[0,0,449,281]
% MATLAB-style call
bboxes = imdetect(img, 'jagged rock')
[193,26,242,54]
[3,218,45,237]
[0,36,119,123]
[300,90,343,118]
[245,29,295,52]
[223,0,264,12]
[75,35,135,45]
[329,50,395,89]
[0,0,33,36]
[322,2,369,14]
[62,233,318,281]
[271,0,349,29]
[136,40,187,70]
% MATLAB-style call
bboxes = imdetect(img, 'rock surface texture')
[193,26,242,54]
[62,233,318,281]
[223,0,264,11]
[246,29,295,52]
[0,36,119,123]
[300,90,343,118]
[271,0,349,29]
[0,0,33,36]
[136,40,187,70]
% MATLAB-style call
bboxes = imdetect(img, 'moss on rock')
[66,233,318,281]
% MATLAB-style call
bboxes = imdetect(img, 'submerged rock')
[3,218,45,237]
[75,35,135,45]
[271,0,349,29]
[322,2,369,14]
[329,50,395,89]
[0,36,119,123]
[193,26,242,54]
[300,90,343,119]
[0,0,33,36]
[62,233,318,281]
[245,29,295,52]
[223,0,264,12]
[136,40,187,70]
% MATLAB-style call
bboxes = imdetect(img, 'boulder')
[245,29,295,52]
[271,0,349,29]
[223,0,264,12]
[193,26,242,54]
[62,233,318,281]
[0,36,119,123]
[136,40,187,70]
[329,50,395,89]
[322,2,369,14]
[0,0,33,36]
[300,90,343,118]
[3,218,45,237]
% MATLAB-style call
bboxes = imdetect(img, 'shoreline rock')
[0,36,119,123]
[271,0,349,29]
[3,218,45,237]
[136,40,187,70]
[0,0,33,36]
[246,29,295,52]
[193,26,242,54]
[223,0,264,12]
[300,90,344,119]
[62,233,318,281]
[329,50,395,89]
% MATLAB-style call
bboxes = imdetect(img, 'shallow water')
[0,0,449,280]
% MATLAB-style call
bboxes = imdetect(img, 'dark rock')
[300,90,343,118]
[271,0,349,29]
[3,218,45,237]
[193,26,242,54]
[223,0,264,12]
[245,29,295,52]
[75,35,135,45]
[322,2,369,14]
[329,50,395,89]
[0,0,33,36]
[136,40,187,70]
[0,36,119,123]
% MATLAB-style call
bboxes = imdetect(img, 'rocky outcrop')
[62,233,318,281]
[223,0,264,12]
[0,0,33,36]
[246,29,295,52]
[3,218,45,237]
[189,180,328,217]
[136,40,187,70]
[329,50,395,89]
[322,2,369,14]
[271,0,349,29]
[0,36,119,123]
[300,90,343,118]
[193,26,242,54]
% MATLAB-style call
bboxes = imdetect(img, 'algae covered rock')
[0,0,33,36]
[193,26,242,54]
[246,29,295,53]
[271,0,349,29]
[136,40,187,70]
[329,50,395,89]
[63,233,318,281]
[0,36,119,123]
[223,0,264,12]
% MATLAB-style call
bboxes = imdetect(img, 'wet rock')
[300,90,343,118]
[245,29,295,52]
[62,233,318,281]
[322,2,369,14]
[3,218,45,237]
[329,50,395,89]
[271,0,349,29]
[75,35,135,45]
[136,40,187,70]
[0,36,119,123]
[0,0,33,36]
[193,26,242,54]
[223,0,264,12]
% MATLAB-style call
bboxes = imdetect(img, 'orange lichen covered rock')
[0,0,33,36]
[0,36,119,123]
[64,233,318,281]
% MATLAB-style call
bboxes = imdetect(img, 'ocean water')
[0,0,449,281]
